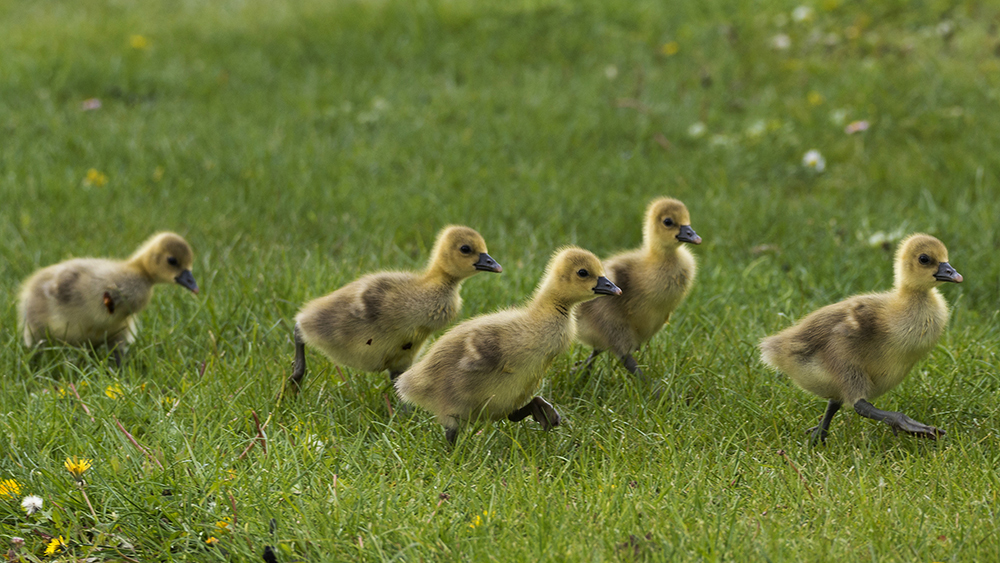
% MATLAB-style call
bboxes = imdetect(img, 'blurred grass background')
[2,0,1000,560]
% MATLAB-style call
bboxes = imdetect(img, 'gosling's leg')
[286,322,307,396]
[443,416,461,444]
[508,396,561,431]
[572,349,602,375]
[806,400,842,445]
[619,352,659,395]
[620,353,643,377]
[854,399,945,439]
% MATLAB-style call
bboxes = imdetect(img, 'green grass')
[2,0,1000,560]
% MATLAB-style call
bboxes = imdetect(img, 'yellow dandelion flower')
[130,35,149,49]
[83,168,108,187]
[807,91,825,106]
[661,41,680,56]
[0,479,20,499]
[105,384,124,400]
[65,456,92,479]
[468,510,489,529]
[215,518,231,534]
[44,536,66,555]
[205,536,219,546]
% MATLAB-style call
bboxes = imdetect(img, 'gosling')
[288,225,502,395]
[760,233,962,443]
[395,247,622,443]
[18,232,199,365]
[575,197,701,380]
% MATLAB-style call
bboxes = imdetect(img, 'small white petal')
[802,149,826,172]
[21,495,43,515]
[771,34,792,50]
[792,6,814,22]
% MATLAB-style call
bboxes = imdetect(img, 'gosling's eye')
[459,245,472,255]
[167,256,179,267]
[577,269,589,278]
[918,254,931,266]
[662,218,675,227]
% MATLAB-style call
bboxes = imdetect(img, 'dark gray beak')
[175,270,200,293]
[933,262,962,283]
[593,276,622,296]
[474,253,503,273]
[676,225,702,245]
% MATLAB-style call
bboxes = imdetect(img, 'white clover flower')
[771,34,791,50]
[802,150,826,172]
[21,495,43,515]
[864,227,904,248]
[829,109,848,126]
[746,120,767,138]
[604,65,619,80]
[687,122,707,138]
[710,134,734,147]
[792,6,814,22]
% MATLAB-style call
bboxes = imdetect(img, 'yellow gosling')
[760,233,962,443]
[396,247,621,443]
[575,197,700,381]
[288,225,502,394]
[18,232,198,365]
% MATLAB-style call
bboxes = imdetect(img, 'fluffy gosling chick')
[289,225,502,394]
[18,232,199,364]
[575,197,701,379]
[395,247,622,443]
[760,233,962,443]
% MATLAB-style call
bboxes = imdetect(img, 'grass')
[2,0,1000,560]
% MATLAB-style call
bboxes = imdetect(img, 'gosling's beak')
[676,225,702,245]
[474,252,503,273]
[175,270,200,293]
[934,262,962,283]
[593,276,622,296]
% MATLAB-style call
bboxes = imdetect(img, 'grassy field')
[2,0,1000,560]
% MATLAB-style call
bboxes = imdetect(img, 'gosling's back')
[295,271,462,374]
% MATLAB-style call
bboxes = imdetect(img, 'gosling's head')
[894,233,962,292]
[536,247,621,305]
[131,232,199,293]
[643,197,701,250]
[428,225,502,280]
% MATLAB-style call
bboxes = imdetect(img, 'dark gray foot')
[445,427,459,444]
[508,396,561,431]
[619,353,651,381]
[806,400,842,445]
[389,370,403,381]
[286,322,307,396]
[854,399,945,439]
[572,349,602,375]
[620,352,662,398]
[111,347,124,369]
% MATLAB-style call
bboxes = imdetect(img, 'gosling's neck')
[644,238,683,260]
[421,265,464,290]
[895,282,943,298]
[528,289,583,320]
[123,256,158,284]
